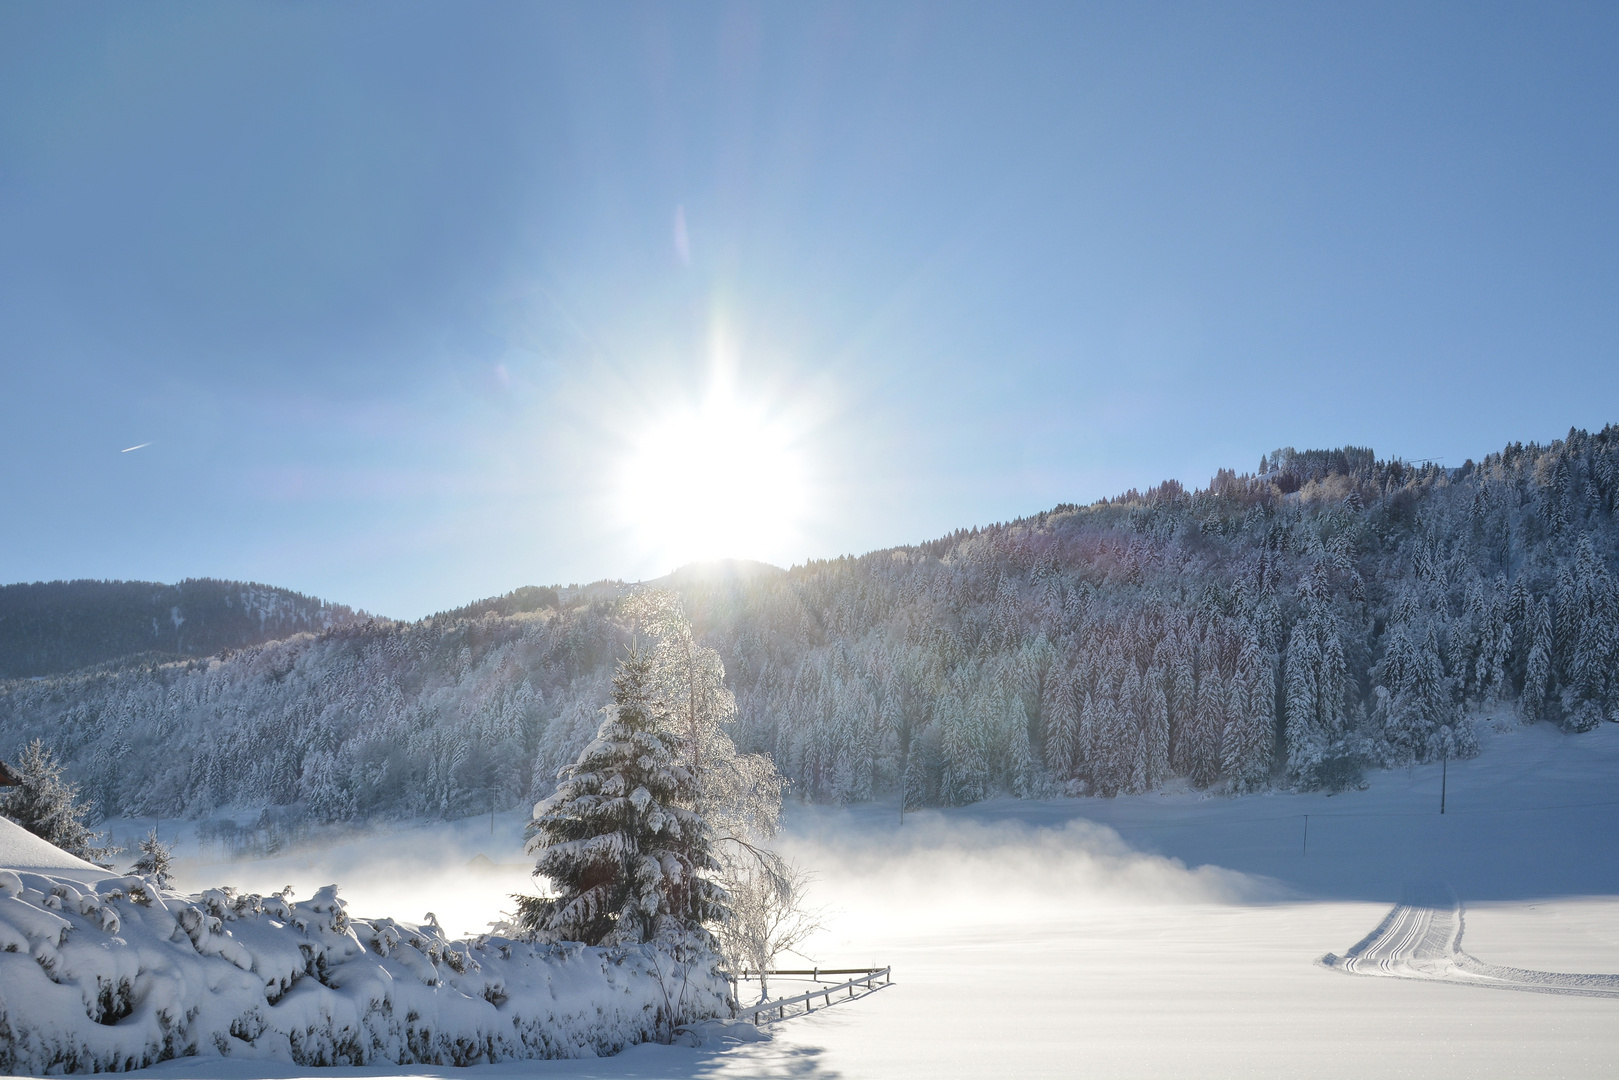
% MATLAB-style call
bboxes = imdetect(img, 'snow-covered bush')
[0,870,729,1075]
[128,830,173,887]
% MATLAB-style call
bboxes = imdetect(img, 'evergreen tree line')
[0,426,1614,821]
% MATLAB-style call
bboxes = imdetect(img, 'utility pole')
[1440,753,1447,815]
[898,744,908,825]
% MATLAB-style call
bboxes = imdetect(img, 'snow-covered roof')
[0,815,103,873]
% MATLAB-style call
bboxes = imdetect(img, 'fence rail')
[734,967,887,978]
[730,966,892,1025]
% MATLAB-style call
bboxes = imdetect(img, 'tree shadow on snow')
[128,1037,840,1080]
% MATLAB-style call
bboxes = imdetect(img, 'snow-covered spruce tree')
[1,740,117,865]
[1220,623,1277,792]
[1284,567,1347,785]
[519,648,726,946]
[1044,669,1081,779]
[1367,591,1480,765]
[1521,594,1556,723]
[1556,537,1618,731]
[622,590,828,991]
[131,827,174,885]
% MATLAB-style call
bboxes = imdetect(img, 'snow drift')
[0,859,729,1075]
[0,818,103,877]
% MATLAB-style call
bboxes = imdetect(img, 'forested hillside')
[0,427,1615,827]
[0,579,363,679]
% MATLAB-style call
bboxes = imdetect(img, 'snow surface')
[53,720,1619,1078]
[1322,886,1619,995]
[0,818,103,877]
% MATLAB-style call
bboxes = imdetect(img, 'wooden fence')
[730,966,892,1024]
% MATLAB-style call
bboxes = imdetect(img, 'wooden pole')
[1441,754,1447,815]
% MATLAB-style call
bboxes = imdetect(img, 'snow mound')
[0,817,103,874]
[673,1018,771,1048]
[0,871,728,1075]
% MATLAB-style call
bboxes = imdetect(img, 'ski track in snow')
[1325,887,1619,997]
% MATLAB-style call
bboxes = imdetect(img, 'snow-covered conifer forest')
[1,428,1616,830]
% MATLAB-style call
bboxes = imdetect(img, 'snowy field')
[78,720,1619,1079]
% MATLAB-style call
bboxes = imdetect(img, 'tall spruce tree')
[1222,623,1277,792]
[520,649,725,946]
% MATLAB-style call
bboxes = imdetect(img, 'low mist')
[140,800,1274,955]
[159,811,541,939]
[778,804,1273,962]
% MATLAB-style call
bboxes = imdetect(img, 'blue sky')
[3,1,1618,618]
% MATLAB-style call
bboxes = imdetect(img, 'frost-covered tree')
[1284,570,1347,782]
[130,828,174,885]
[1188,671,1226,789]
[1044,670,1082,780]
[1522,596,1555,723]
[1371,614,1459,764]
[1,740,117,865]
[1557,538,1618,730]
[627,591,785,844]
[1221,624,1276,792]
[519,650,725,946]
[715,859,824,1003]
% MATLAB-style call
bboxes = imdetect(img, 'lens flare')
[617,381,810,570]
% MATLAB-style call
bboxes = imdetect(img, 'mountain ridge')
[0,578,364,680]
[0,424,1613,825]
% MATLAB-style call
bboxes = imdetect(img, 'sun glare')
[618,382,810,571]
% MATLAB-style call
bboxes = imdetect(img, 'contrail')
[121,442,152,453]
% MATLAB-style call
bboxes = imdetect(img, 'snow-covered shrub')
[129,830,172,886]
[0,871,729,1075]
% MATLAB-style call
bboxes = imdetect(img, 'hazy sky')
[4,2,1618,618]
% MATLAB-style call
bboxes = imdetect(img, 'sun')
[617,382,810,571]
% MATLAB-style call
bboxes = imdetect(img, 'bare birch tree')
[624,590,785,844]
[718,858,825,1002]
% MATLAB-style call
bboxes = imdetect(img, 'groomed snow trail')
[1323,885,1619,998]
